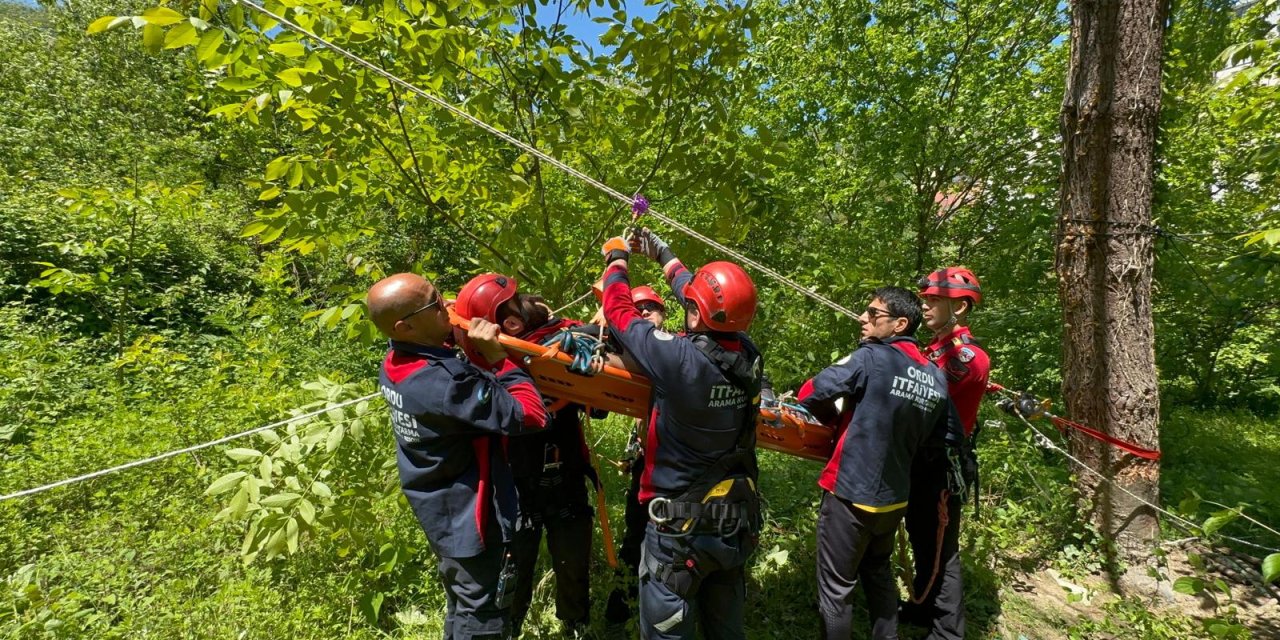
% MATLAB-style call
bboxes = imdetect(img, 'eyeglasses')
[399,295,442,323]
[863,306,899,321]
[636,303,664,314]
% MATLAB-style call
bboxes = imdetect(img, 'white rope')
[0,393,378,502]
[552,289,595,316]
[234,0,861,320]
[1008,410,1280,555]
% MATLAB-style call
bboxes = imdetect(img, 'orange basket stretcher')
[448,309,834,461]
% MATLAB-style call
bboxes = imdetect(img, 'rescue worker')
[605,285,669,630]
[368,273,548,640]
[482,280,596,638]
[599,230,764,640]
[901,268,989,640]
[797,286,963,640]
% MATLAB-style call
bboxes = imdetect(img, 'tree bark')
[1056,0,1167,562]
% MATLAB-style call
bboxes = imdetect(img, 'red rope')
[1048,415,1162,460]
[986,381,1161,460]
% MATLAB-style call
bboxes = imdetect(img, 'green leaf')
[361,591,385,624]
[1172,576,1204,595]
[141,6,185,26]
[225,447,263,462]
[260,492,302,509]
[205,471,248,495]
[350,20,376,34]
[277,68,306,87]
[258,186,281,201]
[196,28,225,62]
[1202,510,1239,536]
[164,22,198,49]
[265,157,291,180]
[259,220,287,244]
[227,487,250,519]
[270,42,306,58]
[217,76,263,91]
[297,498,316,525]
[286,516,299,554]
[86,16,123,34]
[325,423,345,453]
[240,221,269,237]
[311,480,333,498]
[1263,553,1280,584]
[142,23,165,53]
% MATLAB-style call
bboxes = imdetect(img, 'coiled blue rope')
[541,331,606,376]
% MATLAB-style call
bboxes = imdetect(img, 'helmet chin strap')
[934,300,964,334]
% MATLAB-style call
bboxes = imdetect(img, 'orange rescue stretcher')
[448,309,835,462]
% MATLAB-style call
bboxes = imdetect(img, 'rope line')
[234,0,861,320]
[1005,410,1280,555]
[552,289,595,315]
[0,393,378,502]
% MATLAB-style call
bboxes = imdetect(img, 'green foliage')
[203,378,393,565]
[1148,0,1280,410]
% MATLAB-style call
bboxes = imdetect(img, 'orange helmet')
[683,261,757,332]
[918,267,982,305]
[455,273,518,323]
[631,285,664,308]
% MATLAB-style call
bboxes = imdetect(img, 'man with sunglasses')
[600,230,764,640]
[796,286,963,640]
[368,273,549,640]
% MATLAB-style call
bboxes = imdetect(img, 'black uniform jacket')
[601,261,761,502]
[379,339,547,558]
[799,337,961,510]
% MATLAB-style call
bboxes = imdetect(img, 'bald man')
[369,273,548,640]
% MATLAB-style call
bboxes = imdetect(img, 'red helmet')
[631,285,664,308]
[683,261,757,332]
[455,273,518,323]
[918,267,982,305]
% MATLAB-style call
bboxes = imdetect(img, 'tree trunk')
[1056,0,1167,562]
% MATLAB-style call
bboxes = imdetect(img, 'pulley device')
[988,382,1161,460]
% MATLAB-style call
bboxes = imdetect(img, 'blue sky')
[541,0,663,48]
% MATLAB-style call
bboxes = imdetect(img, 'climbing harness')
[987,382,1162,460]
[647,335,765,539]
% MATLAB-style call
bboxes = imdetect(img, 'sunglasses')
[863,306,899,321]
[399,294,442,322]
[636,303,664,314]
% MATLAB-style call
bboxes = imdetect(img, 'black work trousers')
[439,543,515,640]
[816,491,904,640]
[606,453,649,624]
[510,473,593,636]
[904,475,965,640]
[638,522,754,640]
